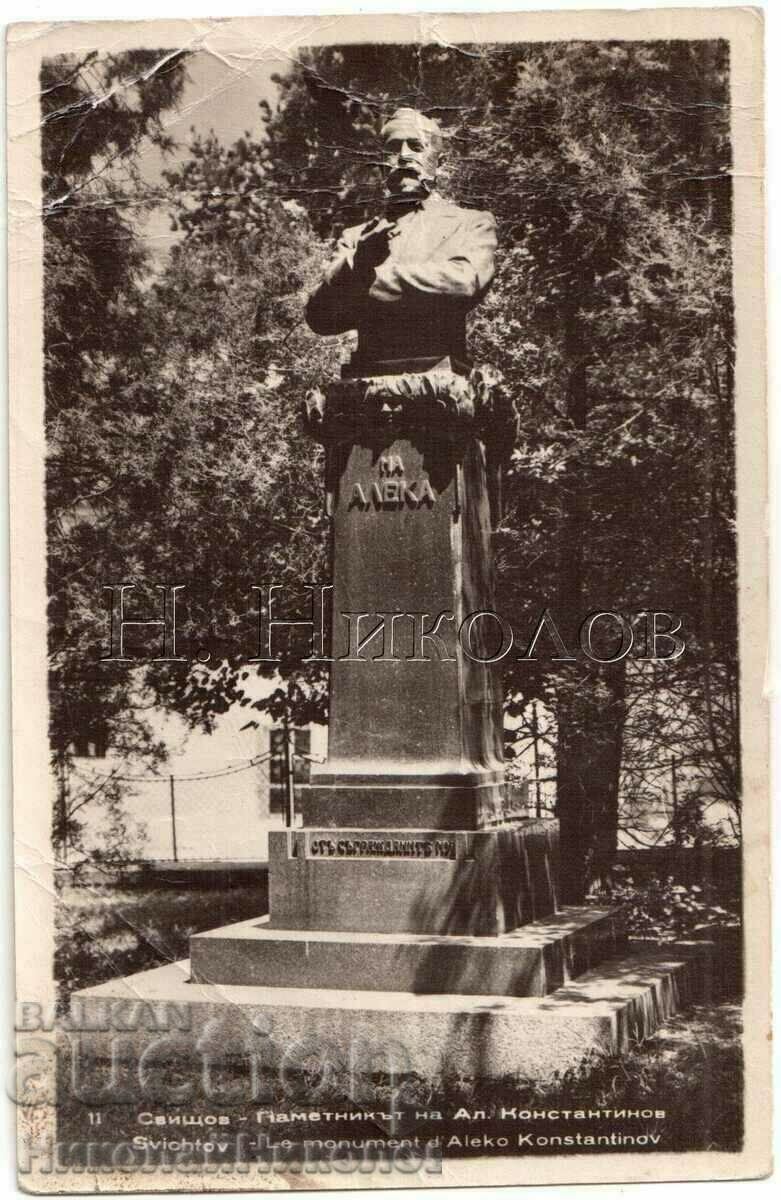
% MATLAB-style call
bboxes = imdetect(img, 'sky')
[135,49,282,259]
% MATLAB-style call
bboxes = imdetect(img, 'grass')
[54,876,268,1010]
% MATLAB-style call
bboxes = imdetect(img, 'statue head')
[380,107,442,201]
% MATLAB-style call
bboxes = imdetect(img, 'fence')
[65,734,319,866]
[65,737,735,867]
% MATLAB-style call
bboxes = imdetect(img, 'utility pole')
[282,714,295,828]
[169,774,178,862]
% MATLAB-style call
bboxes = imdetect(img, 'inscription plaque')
[306,833,457,860]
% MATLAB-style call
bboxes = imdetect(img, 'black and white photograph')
[6,5,769,1191]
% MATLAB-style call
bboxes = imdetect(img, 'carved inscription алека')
[348,454,437,511]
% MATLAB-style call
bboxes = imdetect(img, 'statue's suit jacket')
[305,195,497,367]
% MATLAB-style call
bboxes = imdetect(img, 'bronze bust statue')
[305,107,497,376]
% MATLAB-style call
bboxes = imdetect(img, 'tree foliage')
[44,49,188,857]
[44,51,341,863]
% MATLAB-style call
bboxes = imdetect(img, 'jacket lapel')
[394,202,461,262]
[420,207,461,260]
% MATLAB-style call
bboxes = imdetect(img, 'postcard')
[7,6,770,1190]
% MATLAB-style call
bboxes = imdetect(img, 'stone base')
[68,946,699,1082]
[190,907,625,997]
[268,820,559,935]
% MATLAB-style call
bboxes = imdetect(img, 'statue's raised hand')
[353,217,395,277]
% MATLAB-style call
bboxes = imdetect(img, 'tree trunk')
[554,316,627,902]
[589,661,627,888]
[556,675,591,903]
[556,661,627,901]
[555,322,589,903]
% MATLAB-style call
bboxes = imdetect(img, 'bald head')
[380,107,442,201]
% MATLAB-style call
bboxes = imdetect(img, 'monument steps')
[68,942,703,1081]
[189,906,625,997]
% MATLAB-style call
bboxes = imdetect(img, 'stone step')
[67,944,700,1082]
[190,906,625,997]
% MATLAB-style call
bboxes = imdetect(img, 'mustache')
[387,159,426,174]
[387,167,424,180]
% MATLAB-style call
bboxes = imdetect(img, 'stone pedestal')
[70,365,699,1087]
[301,368,506,830]
[276,369,561,957]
